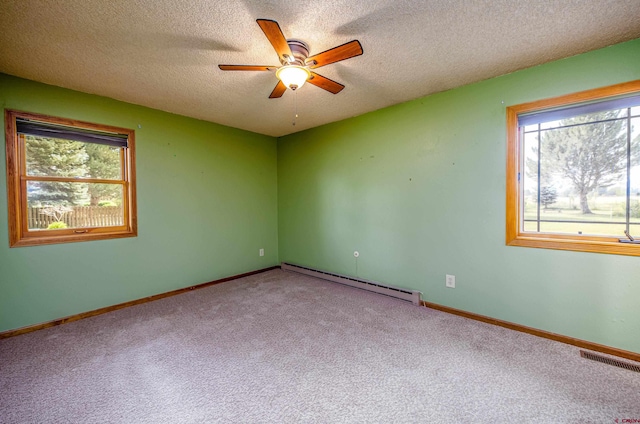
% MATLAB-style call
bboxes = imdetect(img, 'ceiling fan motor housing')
[285,39,310,66]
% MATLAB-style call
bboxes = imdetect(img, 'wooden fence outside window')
[28,206,123,229]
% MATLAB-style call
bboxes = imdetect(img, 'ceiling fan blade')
[306,40,363,69]
[256,19,293,63]
[269,80,287,98]
[218,65,275,71]
[308,72,345,94]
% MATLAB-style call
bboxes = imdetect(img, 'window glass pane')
[25,136,122,180]
[524,110,628,237]
[523,124,539,133]
[26,181,123,230]
[631,116,640,225]
[631,106,640,117]
[522,220,538,232]
[537,135,557,231]
[522,131,539,231]
[538,221,627,237]
[540,120,562,130]
[539,109,627,130]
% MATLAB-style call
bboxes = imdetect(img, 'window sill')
[10,228,137,248]
[507,233,640,256]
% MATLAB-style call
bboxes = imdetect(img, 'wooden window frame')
[506,80,640,256]
[5,110,137,247]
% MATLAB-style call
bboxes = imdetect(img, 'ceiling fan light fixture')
[276,65,310,90]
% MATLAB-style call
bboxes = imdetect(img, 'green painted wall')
[3,40,640,354]
[278,39,640,353]
[0,74,279,332]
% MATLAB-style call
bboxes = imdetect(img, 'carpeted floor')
[1,269,638,423]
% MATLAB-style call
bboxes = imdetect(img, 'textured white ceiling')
[1,0,639,137]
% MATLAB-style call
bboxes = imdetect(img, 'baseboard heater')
[281,262,421,305]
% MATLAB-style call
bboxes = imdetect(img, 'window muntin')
[506,80,640,256]
[5,110,137,247]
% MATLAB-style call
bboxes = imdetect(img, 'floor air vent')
[281,262,421,305]
[580,350,640,373]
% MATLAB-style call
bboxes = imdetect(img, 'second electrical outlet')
[445,274,456,288]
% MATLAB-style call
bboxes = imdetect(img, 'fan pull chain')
[292,90,299,126]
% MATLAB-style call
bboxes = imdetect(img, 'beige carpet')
[1,269,639,423]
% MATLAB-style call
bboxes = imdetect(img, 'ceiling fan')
[219,19,363,98]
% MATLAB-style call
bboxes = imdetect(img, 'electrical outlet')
[259,248,264,257]
[445,274,456,288]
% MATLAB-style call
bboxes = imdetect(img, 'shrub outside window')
[506,80,640,256]
[5,110,137,247]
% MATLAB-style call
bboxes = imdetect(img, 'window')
[5,110,137,247]
[506,80,640,256]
